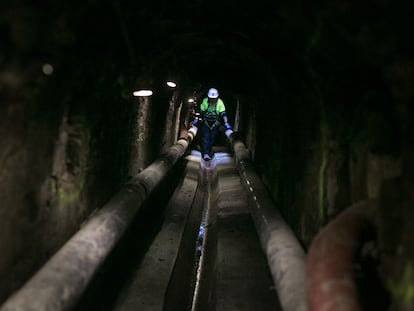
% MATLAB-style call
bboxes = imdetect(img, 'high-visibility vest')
[200,98,225,124]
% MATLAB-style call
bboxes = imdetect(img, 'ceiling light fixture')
[133,90,153,97]
[166,81,177,88]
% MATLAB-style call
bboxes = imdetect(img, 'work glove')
[224,122,232,130]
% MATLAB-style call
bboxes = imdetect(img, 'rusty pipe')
[306,200,376,311]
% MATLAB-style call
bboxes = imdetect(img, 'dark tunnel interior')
[1,0,414,310]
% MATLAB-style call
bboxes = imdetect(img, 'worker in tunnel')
[193,88,232,161]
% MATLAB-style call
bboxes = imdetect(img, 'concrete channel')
[101,149,281,310]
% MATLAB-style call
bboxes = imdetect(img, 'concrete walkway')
[112,150,280,310]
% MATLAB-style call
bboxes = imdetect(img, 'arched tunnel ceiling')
[0,0,324,120]
[110,0,310,94]
[106,0,413,95]
[147,31,272,91]
[2,0,411,99]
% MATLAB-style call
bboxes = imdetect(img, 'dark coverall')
[200,98,227,157]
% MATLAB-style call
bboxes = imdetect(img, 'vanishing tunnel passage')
[1,0,413,310]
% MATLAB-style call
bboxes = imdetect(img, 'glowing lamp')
[166,81,177,88]
[133,90,153,97]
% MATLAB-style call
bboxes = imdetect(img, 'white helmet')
[207,88,219,98]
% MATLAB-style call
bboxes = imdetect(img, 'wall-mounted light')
[42,63,54,75]
[188,98,195,103]
[133,90,153,97]
[166,81,177,88]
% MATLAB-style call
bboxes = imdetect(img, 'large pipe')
[228,135,308,311]
[0,127,198,311]
[306,200,376,311]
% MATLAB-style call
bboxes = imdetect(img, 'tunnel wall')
[0,78,178,304]
[0,58,135,303]
[0,2,182,303]
[248,2,413,310]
